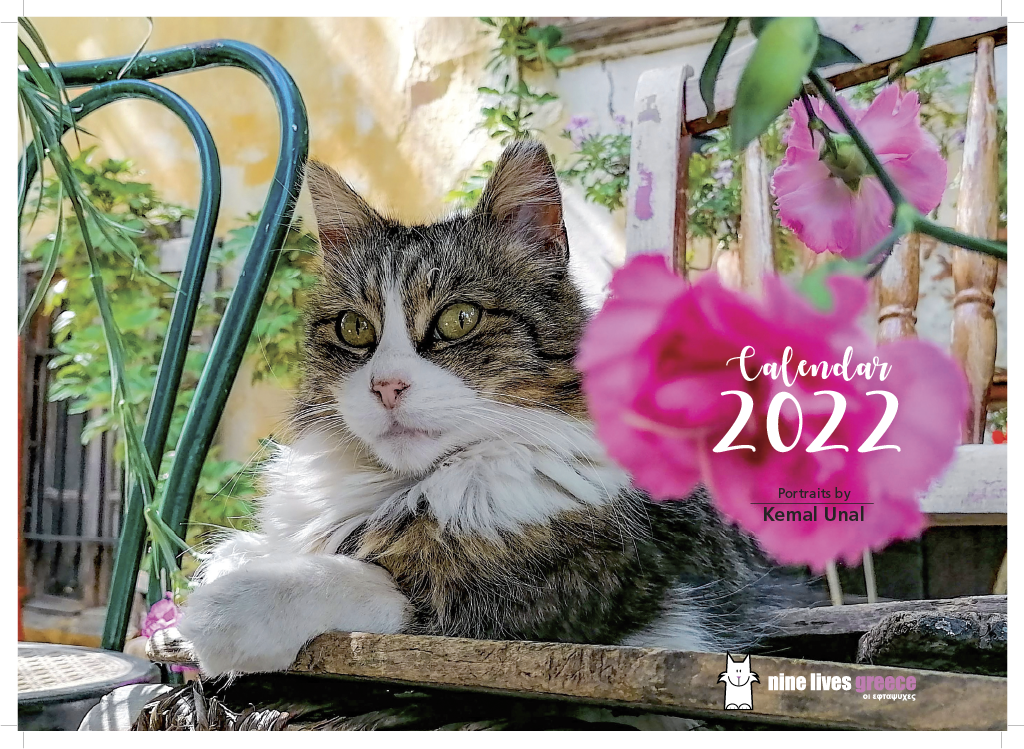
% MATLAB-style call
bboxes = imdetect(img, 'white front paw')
[177,554,411,677]
[178,569,312,676]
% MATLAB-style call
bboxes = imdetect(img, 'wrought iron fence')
[21,304,123,608]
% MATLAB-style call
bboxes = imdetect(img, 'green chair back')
[18,40,309,652]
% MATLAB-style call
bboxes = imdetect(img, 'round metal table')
[18,642,161,730]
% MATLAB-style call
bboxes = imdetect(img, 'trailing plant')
[24,151,319,585]
[446,17,570,207]
[555,19,1005,264]
[557,116,631,210]
[648,54,1002,265]
[701,16,1005,266]
[18,18,186,594]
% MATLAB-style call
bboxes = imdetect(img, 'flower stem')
[800,91,828,137]
[914,216,1007,262]
[861,226,906,279]
[808,69,1008,269]
[807,70,905,208]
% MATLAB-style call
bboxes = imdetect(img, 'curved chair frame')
[18,40,309,652]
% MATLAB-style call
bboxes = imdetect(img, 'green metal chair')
[18,39,309,655]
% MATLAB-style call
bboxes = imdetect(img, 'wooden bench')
[146,601,1007,730]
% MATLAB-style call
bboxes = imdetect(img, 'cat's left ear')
[475,140,569,264]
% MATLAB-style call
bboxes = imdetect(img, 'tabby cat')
[178,141,790,676]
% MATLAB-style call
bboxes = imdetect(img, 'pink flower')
[577,255,968,569]
[566,114,593,146]
[140,592,180,638]
[771,85,947,258]
[140,592,195,673]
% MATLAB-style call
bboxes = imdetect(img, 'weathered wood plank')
[691,23,1007,135]
[771,595,1006,638]
[148,597,1007,730]
[856,609,1006,675]
[918,444,1006,521]
[951,36,1001,445]
[151,597,1007,658]
[288,632,1005,730]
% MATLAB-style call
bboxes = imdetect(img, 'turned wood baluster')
[876,77,921,344]
[738,137,776,295]
[869,76,923,604]
[951,37,1000,444]
[877,236,921,342]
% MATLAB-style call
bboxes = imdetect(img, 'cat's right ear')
[474,140,568,264]
[305,160,381,254]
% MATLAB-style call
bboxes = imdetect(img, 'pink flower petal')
[850,177,897,254]
[773,166,860,254]
[885,148,948,214]
[773,86,947,257]
[140,592,180,638]
[578,260,967,570]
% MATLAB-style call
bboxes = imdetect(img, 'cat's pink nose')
[371,378,409,409]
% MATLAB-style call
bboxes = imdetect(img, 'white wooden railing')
[624,23,1007,599]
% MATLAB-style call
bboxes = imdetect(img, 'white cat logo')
[719,653,759,710]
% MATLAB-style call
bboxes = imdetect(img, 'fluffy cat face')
[299,142,589,476]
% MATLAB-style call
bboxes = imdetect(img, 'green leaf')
[19,183,63,335]
[545,46,574,64]
[797,258,869,311]
[536,25,562,47]
[18,39,59,100]
[796,264,835,311]
[691,133,717,154]
[19,18,79,147]
[699,17,740,122]
[730,17,819,152]
[812,35,862,68]
[749,17,775,37]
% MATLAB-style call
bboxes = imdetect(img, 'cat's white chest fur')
[179,425,632,676]
[261,415,629,552]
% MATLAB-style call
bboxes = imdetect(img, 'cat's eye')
[434,303,481,341]
[336,311,376,348]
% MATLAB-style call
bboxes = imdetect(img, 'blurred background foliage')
[23,151,320,561]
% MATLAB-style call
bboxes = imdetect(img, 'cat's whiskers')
[458,401,592,458]
[479,390,591,427]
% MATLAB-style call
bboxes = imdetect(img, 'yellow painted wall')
[32,18,512,229]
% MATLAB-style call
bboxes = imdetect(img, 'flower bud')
[820,133,870,187]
